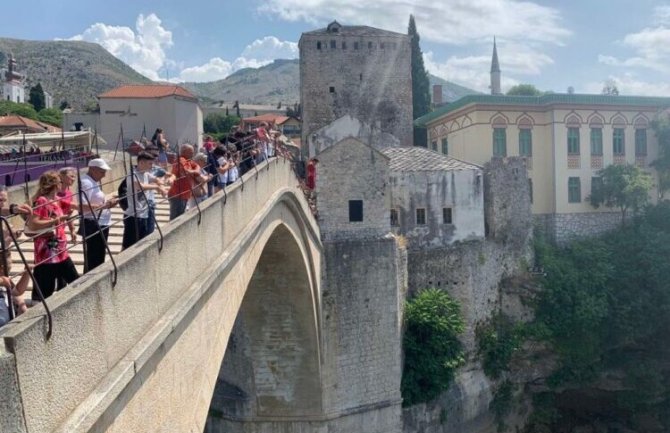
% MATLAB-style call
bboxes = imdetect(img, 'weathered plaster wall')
[389,168,485,249]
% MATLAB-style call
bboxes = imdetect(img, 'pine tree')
[29,83,46,112]
[409,15,431,147]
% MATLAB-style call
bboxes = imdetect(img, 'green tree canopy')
[28,83,45,112]
[408,15,431,147]
[0,100,38,120]
[588,163,652,224]
[37,108,63,127]
[203,112,240,135]
[506,84,543,96]
[401,288,465,406]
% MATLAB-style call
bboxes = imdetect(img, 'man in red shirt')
[168,144,200,220]
[306,158,319,190]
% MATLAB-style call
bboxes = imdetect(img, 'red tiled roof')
[98,84,197,100]
[242,113,291,125]
[0,115,61,133]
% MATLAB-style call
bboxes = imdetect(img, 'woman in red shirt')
[27,171,79,299]
[57,167,77,244]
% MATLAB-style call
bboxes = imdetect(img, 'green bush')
[476,314,525,379]
[401,288,465,406]
[490,380,514,432]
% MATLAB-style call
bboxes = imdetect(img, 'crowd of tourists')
[0,121,297,328]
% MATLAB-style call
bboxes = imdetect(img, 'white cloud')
[258,0,568,85]
[241,36,298,62]
[69,13,173,80]
[177,37,298,82]
[599,6,670,73]
[258,0,569,45]
[70,15,298,83]
[582,74,670,97]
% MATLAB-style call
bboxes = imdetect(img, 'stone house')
[98,84,203,149]
[299,20,413,149]
[307,114,400,158]
[315,137,390,241]
[382,147,485,249]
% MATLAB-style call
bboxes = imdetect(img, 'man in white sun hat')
[78,158,119,272]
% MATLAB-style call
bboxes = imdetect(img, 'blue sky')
[3,0,670,95]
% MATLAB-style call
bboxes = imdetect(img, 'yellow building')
[415,93,670,242]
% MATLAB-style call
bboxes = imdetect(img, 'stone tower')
[3,53,25,103]
[299,20,413,150]
[490,37,501,95]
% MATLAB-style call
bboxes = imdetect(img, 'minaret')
[490,37,501,95]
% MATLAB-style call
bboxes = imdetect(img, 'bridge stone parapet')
[0,158,324,432]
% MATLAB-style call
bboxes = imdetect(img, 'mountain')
[184,59,480,106]
[183,59,300,106]
[0,38,151,110]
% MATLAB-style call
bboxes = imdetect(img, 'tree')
[408,15,431,147]
[28,83,45,111]
[651,114,670,198]
[59,100,70,111]
[0,100,38,119]
[401,288,465,406]
[506,84,543,96]
[589,163,652,224]
[37,108,63,127]
[602,79,620,96]
[203,112,240,134]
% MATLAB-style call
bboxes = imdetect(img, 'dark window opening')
[330,40,336,49]
[416,208,426,225]
[349,200,363,222]
[354,41,359,50]
[390,209,399,226]
[380,42,385,49]
[342,41,347,49]
[368,41,373,49]
[443,208,452,224]
[317,41,322,50]
[359,73,363,81]
[329,86,335,93]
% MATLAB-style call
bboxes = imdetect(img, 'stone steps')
[7,200,171,299]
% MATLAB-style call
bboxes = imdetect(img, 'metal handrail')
[0,216,53,339]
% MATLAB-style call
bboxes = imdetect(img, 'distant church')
[2,54,25,103]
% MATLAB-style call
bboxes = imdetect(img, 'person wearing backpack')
[122,152,168,250]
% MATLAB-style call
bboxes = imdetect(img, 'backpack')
[118,177,129,211]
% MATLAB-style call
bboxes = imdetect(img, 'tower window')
[443,208,452,224]
[330,40,336,49]
[317,41,322,50]
[380,42,385,49]
[368,41,373,49]
[349,200,363,222]
[416,208,426,225]
[390,209,399,226]
[329,86,335,93]
[354,41,359,50]
[342,41,347,50]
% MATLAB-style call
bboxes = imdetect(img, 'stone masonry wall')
[316,137,390,241]
[483,157,532,249]
[320,237,403,432]
[535,211,622,244]
[300,30,413,147]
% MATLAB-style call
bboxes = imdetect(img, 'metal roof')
[415,93,670,127]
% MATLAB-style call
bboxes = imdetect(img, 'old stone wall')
[316,137,390,241]
[483,157,532,249]
[320,237,403,431]
[534,211,622,244]
[308,114,401,158]
[300,30,413,148]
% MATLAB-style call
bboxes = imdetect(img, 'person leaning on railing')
[167,144,200,221]
[26,171,79,299]
[78,158,119,272]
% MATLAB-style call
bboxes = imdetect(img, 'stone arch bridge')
[0,158,402,433]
